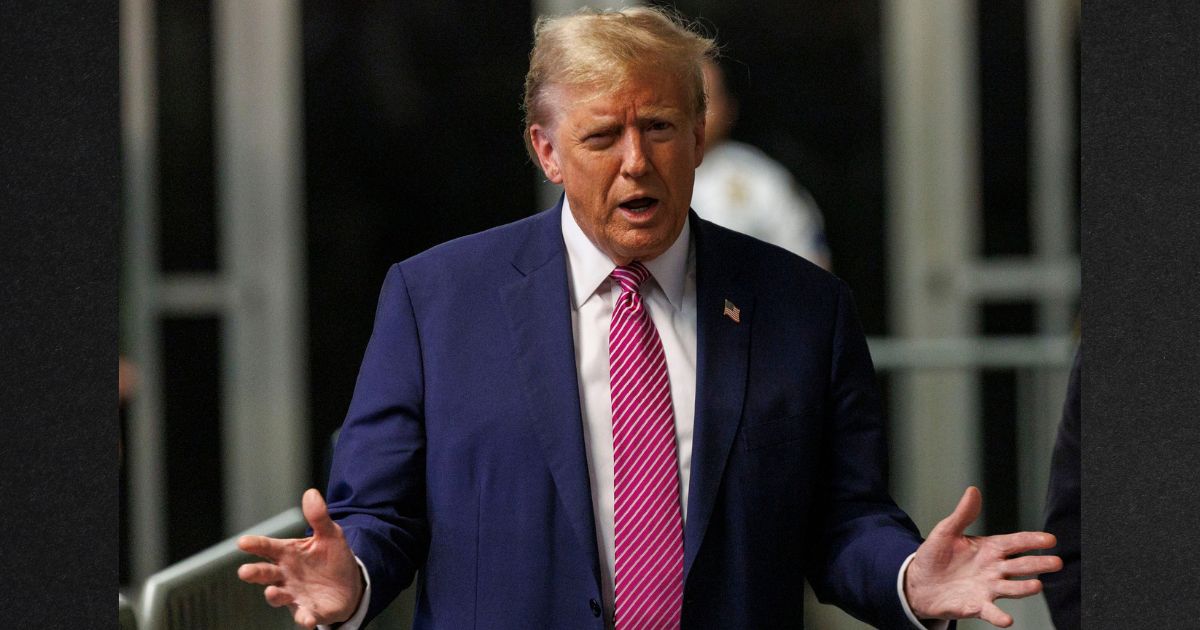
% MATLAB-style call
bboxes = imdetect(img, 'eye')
[646,120,676,139]
[582,130,616,148]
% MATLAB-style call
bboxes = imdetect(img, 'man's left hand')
[904,486,1063,627]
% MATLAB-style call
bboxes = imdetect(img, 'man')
[692,59,831,270]
[238,8,1060,629]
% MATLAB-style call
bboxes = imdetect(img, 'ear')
[692,115,707,168]
[529,124,564,184]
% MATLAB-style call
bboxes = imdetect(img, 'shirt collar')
[560,196,690,311]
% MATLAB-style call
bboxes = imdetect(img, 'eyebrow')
[578,122,621,137]
[578,106,685,133]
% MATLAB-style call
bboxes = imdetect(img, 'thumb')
[931,486,981,539]
[302,488,339,539]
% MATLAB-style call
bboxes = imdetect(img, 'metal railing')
[138,508,306,630]
[867,335,1076,370]
[133,507,418,629]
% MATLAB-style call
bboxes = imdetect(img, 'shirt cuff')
[898,553,950,630]
[317,554,372,630]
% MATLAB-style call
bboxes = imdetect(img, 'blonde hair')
[521,6,717,163]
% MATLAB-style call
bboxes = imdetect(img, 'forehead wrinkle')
[580,95,684,120]
[633,104,682,119]
[551,75,695,144]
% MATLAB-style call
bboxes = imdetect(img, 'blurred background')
[119,0,1079,627]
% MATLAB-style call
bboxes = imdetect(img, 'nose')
[619,130,651,179]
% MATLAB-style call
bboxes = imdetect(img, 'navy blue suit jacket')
[1042,346,1080,629]
[326,202,924,628]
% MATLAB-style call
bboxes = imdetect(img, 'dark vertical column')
[156,0,218,273]
[979,303,1034,535]
[302,1,537,487]
[974,0,1032,535]
[160,317,226,561]
[1083,2,1200,625]
[154,0,227,560]
[0,0,118,623]
[977,0,1031,259]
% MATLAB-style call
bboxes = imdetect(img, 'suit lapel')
[684,213,754,581]
[499,203,601,588]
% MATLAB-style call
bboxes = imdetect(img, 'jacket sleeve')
[325,263,430,624]
[804,280,926,629]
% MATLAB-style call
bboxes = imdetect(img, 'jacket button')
[589,599,602,617]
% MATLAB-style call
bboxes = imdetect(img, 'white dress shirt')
[561,198,697,628]
[332,200,941,629]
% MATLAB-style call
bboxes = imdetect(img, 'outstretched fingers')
[992,578,1043,599]
[293,607,319,629]
[979,602,1014,628]
[1000,553,1063,578]
[263,585,295,608]
[237,562,284,585]
[237,534,290,562]
[931,486,982,540]
[237,490,359,627]
[988,531,1057,556]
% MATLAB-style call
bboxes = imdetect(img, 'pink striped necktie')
[609,262,684,630]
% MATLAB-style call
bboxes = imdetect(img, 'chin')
[618,237,670,262]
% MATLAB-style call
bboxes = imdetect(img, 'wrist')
[340,564,367,623]
[903,558,929,618]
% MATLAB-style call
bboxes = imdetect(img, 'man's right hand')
[237,488,364,629]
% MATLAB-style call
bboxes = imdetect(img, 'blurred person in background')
[237,7,1060,629]
[118,357,137,406]
[691,58,831,270]
[118,357,137,464]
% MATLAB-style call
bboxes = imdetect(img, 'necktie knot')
[611,261,651,296]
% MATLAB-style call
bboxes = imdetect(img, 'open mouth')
[619,197,659,213]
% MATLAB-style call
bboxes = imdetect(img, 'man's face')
[529,70,705,265]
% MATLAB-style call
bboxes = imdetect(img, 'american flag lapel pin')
[722,299,741,323]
